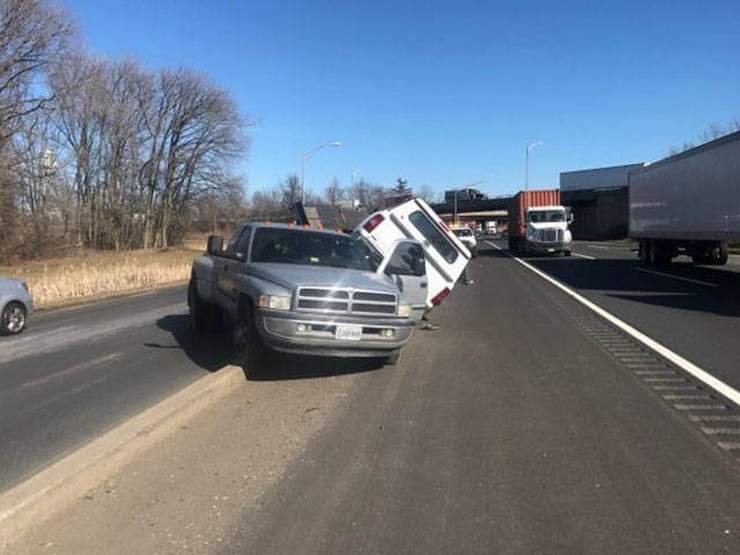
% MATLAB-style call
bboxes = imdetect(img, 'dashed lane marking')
[572,252,596,260]
[634,267,719,288]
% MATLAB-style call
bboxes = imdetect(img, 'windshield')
[251,228,377,271]
[528,210,565,223]
[453,228,473,237]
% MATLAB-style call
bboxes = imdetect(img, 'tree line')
[0,0,248,259]
[249,175,437,221]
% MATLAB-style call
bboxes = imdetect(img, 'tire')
[647,240,669,265]
[232,303,266,371]
[638,240,648,262]
[1,301,27,336]
[188,280,211,333]
[709,242,729,265]
[563,250,572,257]
[470,246,478,258]
[385,350,401,366]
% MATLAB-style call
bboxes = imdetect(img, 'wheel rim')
[4,305,25,333]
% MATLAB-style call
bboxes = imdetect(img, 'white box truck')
[630,131,740,265]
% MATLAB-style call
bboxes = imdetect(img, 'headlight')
[258,295,291,310]
[398,304,412,318]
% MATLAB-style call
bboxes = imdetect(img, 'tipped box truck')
[507,189,573,255]
[629,131,740,265]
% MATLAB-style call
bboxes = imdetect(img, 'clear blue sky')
[65,0,739,199]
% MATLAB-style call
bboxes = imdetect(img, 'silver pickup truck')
[188,223,428,368]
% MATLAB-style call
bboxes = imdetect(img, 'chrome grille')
[296,287,398,315]
[542,229,563,243]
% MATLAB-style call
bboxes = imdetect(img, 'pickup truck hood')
[247,263,396,293]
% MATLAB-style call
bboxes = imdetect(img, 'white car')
[452,227,478,257]
[0,277,33,335]
[355,197,471,310]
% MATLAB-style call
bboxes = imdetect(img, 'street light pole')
[524,141,543,195]
[300,141,343,205]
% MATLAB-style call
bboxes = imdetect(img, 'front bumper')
[527,241,569,253]
[256,309,415,358]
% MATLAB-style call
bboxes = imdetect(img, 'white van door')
[378,240,428,323]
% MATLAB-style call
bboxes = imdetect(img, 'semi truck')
[629,131,740,265]
[507,189,573,255]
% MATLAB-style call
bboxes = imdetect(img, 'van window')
[408,211,459,263]
[384,241,426,277]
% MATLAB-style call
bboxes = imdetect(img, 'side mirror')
[207,235,224,255]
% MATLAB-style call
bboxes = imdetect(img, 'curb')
[0,365,246,550]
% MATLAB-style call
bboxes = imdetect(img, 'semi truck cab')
[525,205,573,255]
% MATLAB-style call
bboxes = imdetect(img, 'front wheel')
[233,308,266,371]
[1,301,27,335]
[188,281,212,333]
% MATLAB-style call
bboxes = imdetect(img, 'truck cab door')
[217,226,252,308]
[379,240,428,323]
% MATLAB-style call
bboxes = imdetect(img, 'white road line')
[485,240,740,407]
[572,253,596,260]
[634,267,718,288]
[588,245,609,250]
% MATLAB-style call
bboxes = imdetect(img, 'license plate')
[335,325,362,341]
[547,248,555,252]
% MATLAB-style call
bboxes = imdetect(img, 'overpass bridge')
[430,197,512,227]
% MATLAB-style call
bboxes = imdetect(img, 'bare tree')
[324,177,343,206]
[416,184,436,204]
[0,0,73,145]
[279,173,301,211]
[250,188,282,220]
[668,119,740,155]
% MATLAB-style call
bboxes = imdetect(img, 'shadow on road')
[146,314,232,372]
[528,257,740,318]
[149,314,385,381]
[476,240,740,317]
[243,351,384,382]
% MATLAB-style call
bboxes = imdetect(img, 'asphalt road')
[0,285,232,491]
[4,241,740,554]
[221,242,739,554]
[515,239,740,392]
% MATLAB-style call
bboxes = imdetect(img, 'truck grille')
[296,287,397,316]
[542,229,563,243]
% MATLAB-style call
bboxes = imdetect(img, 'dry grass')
[0,239,207,309]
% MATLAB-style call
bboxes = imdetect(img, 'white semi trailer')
[629,131,740,265]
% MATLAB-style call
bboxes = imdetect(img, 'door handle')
[420,282,428,288]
